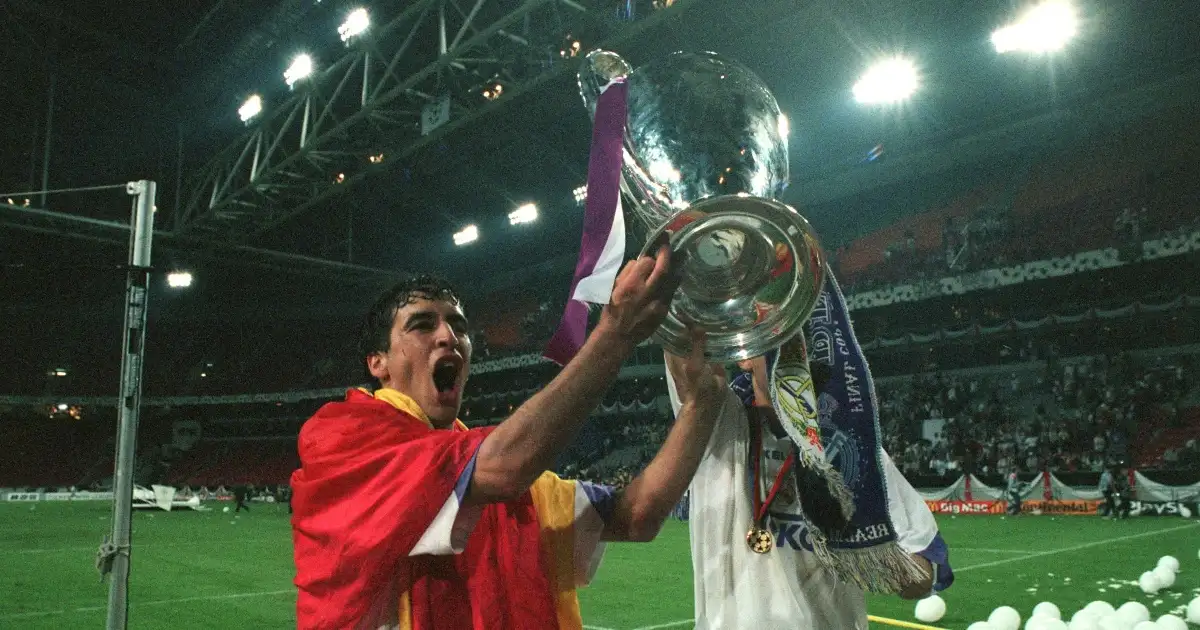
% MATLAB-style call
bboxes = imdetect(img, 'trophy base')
[640,194,825,363]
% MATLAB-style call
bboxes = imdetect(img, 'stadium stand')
[2,114,1198,495]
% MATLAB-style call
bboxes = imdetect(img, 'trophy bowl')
[580,50,826,362]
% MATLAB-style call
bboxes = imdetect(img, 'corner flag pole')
[104,180,156,630]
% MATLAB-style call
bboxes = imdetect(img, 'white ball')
[222,506,230,513]
[1096,616,1127,630]
[1041,620,1068,630]
[1157,555,1180,573]
[1084,602,1117,618]
[1152,565,1176,589]
[1067,611,1101,630]
[1116,602,1150,626]
[1156,614,1187,630]
[1026,617,1051,630]
[1186,597,1200,623]
[1138,570,1162,594]
[969,623,998,630]
[1034,602,1063,621]
[915,594,947,623]
[1180,504,1193,518]
[990,605,1023,630]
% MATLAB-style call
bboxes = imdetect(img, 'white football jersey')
[667,370,949,630]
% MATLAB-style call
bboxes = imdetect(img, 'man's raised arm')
[603,331,727,541]
[466,246,681,505]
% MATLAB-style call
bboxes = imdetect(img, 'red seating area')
[0,419,110,488]
[1136,406,1200,468]
[835,184,1000,281]
[166,440,298,486]
[836,113,1200,290]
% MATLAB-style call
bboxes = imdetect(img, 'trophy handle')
[578,49,632,117]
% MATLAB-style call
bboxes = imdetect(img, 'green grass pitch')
[1,502,1196,629]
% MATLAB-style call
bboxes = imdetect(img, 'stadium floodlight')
[238,94,263,123]
[166,271,194,288]
[509,203,538,225]
[453,225,479,246]
[284,54,314,88]
[853,57,920,105]
[339,8,370,42]
[57,403,68,411]
[992,1,1078,54]
[572,184,588,206]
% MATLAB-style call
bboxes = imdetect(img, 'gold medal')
[746,526,774,554]
[747,416,793,556]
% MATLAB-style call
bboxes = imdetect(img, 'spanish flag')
[291,389,609,629]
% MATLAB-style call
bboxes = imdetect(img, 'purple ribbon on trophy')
[544,79,628,366]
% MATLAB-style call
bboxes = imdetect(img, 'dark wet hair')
[359,274,463,379]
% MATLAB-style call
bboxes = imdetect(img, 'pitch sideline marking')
[631,620,695,630]
[954,521,1200,573]
[952,547,1035,554]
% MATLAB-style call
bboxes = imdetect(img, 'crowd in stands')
[878,350,1199,480]
[553,377,670,488]
[4,348,1198,494]
[550,348,1200,490]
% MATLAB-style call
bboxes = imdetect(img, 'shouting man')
[291,246,726,630]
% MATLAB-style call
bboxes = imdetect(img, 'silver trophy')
[579,50,826,362]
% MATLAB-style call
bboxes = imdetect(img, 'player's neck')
[429,417,456,430]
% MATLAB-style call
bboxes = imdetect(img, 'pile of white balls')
[912,554,1200,630]
[951,600,1192,630]
[1138,556,1179,594]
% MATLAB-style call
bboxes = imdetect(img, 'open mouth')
[432,358,461,393]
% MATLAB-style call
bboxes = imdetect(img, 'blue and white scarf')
[732,267,924,592]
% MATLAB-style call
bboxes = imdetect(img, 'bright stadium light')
[853,57,920,105]
[453,225,479,246]
[166,271,194,288]
[509,203,538,225]
[992,1,1078,54]
[284,54,314,88]
[238,94,263,122]
[338,8,370,42]
[572,184,587,206]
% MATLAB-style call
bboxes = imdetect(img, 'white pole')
[300,95,311,148]
[40,74,56,209]
[361,51,370,108]
[104,180,156,630]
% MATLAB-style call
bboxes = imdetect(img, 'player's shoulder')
[297,389,424,458]
[304,389,393,427]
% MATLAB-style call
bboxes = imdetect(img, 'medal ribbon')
[749,409,797,525]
